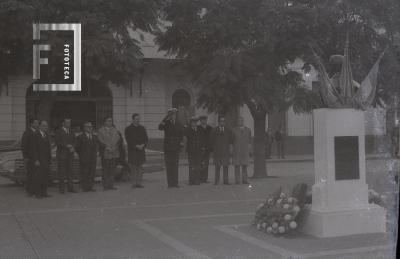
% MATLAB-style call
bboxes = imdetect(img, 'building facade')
[0,31,388,152]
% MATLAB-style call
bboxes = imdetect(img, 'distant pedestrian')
[125,113,148,189]
[210,116,233,185]
[391,124,399,158]
[184,116,202,185]
[275,125,285,159]
[159,108,184,188]
[31,120,51,198]
[264,128,273,159]
[198,115,212,183]
[21,118,39,197]
[55,118,76,193]
[232,117,251,185]
[97,117,120,191]
[75,122,98,192]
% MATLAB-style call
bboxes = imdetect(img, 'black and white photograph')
[0,0,399,258]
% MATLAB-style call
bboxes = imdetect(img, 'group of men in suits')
[20,109,253,197]
[158,108,252,187]
[20,114,150,198]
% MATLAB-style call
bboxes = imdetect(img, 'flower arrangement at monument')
[252,183,308,236]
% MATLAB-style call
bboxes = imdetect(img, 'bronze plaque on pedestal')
[334,136,360,180]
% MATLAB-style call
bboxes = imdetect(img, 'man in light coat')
[97,117,121,191]
[232,117,251,184]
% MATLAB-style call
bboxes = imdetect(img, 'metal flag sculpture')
[312,36,386,110]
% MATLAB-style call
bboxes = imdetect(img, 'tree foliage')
[157,0,400,177]
[0,0,162,92]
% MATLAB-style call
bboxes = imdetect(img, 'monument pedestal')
[301,109,386,238]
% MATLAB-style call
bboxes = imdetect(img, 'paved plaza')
[0,158,397,258]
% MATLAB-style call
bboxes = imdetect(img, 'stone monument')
[301,37,387,237]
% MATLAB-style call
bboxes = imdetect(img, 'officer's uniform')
[159,116,184,187]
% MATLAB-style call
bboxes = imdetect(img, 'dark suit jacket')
[210,127,233,165]
[75,133,99,164]
[55,127,75,159]
[32,131,52,167]
[125,124,148,165]
[158,119,184,152]
[198,125,212,152]
[184,127,202,154]
[21,127,36,159]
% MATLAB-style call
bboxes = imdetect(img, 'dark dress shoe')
[110,187,117,190]
[59,189,65,194]
[89,188,96,192]
[135,185,144,188]
[242,181,250,185]
[68,189,77,193]
[35,194,43,199]
[42,194,51,198]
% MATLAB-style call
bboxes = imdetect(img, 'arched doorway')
[26,84,112,133]
[172,89,193,126]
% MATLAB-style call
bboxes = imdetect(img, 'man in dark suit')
[158,108,184,188]
[198,115,212,183]
[55,118,76,193]
[31,120,52,198]
[184,116,202,185]
[21,118,39,196]
[210,116,233,185]
[125,113,148,189]
[75,122,98,192]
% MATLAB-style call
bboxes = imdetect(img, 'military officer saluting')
[184,116,202,185]
[159,108,184,188]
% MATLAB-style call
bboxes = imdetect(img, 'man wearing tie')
[198,115,212,183]
[210,116,233,185]
[158,108,184,188]
[31,120,52,198]
[21,118,39,196]
[75,122,99,192]
[55,118,76,193]
[184,116,202,185]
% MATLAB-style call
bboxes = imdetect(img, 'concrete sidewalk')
[0,159,397,258]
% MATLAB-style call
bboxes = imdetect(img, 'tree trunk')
[252,109,268,178]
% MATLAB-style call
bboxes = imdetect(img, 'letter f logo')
[33,24,50,80]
